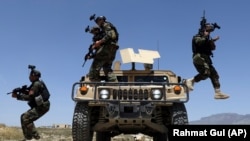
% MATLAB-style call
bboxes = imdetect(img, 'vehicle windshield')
[117,76,168,83]
[135,76,168,82]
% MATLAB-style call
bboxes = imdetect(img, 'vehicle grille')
[112,89,149,100]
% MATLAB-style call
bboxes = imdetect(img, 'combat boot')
[32,133,40,140]
[107,72,117,82]
[214,89,229,99]
[185,78,194,91]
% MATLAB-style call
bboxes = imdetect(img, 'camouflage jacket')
[17,80,50,107]
[192,34,215,56]
[100,22,119,45]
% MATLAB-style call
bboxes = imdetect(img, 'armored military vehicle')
[71,48,189,141]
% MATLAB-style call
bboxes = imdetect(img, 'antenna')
[157,40,160,70]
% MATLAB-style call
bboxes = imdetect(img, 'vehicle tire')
[96,132,111,141]
[153,103,188,141]
[72,102,93,141]
[171,103,188,125]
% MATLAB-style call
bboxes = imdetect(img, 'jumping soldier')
[186,20,229,100]
[12,65,51,140]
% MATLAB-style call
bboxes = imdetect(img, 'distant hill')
[190,113,250,124]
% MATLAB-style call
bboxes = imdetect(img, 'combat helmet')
[95,16,106,23]
[30,70,41,78]
[28,65,41,78]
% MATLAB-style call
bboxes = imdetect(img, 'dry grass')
[0,125,23,140]
[0,124,72,141]
[0,124,152,141]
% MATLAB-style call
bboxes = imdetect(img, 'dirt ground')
[0,125,153,141]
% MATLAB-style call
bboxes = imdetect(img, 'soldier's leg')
[186,62,210,91]
[209,65,229,99]
[88,59,103,81]
[21,109,33,140]
[105,45,118,82]
[89,45,110,81]
[109,44,118,62]
[194,63,210,81]
[209,65,220,89]
[103,62,117,82]
[193,54,210,81]
[21,101,50,139]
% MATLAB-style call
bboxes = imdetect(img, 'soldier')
[90,26,105,43]
[12,65,50,140]
[90,15,119,82]
[86,26,106,81]
[186,23,229,99]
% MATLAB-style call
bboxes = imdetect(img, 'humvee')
[71,48,189,141]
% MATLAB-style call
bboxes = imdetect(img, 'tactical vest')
[192,34,213,56]
[28,80,50,107]
[40,80,50,101]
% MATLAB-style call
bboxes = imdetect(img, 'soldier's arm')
[100,23,115,43]
[17,82,40,101]
[92,23,114,49]
[212,36,220,42]
[16,91,32,101]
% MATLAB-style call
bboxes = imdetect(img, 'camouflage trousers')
[193,53,220,89]
[88,44,118,82]
[21,101,50,139]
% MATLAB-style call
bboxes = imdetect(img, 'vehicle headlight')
[151,89,162,100]
[99,89,110,99]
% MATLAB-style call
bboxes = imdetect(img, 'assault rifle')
[198,10,221,35]
[82,44,95,67]
[7,85,28,95]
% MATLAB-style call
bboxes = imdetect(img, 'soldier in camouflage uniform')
[12,67,50,140]
[186,24,229,99]
[86,26,106,81]
[89,16,119,82]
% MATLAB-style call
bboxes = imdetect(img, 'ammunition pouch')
[35,95,44,106]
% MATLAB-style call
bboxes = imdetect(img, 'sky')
[0,0,250,127]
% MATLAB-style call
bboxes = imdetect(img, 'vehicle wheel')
[72,102,93,141]
[153,103,188,141]
[171,103,189,125]
[96,132,111,141]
